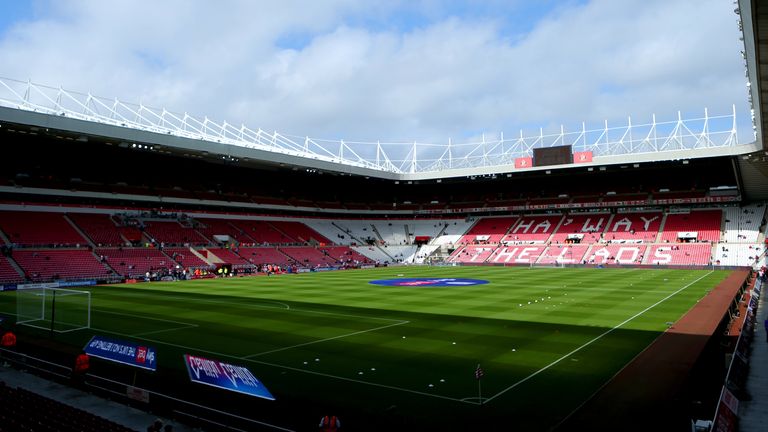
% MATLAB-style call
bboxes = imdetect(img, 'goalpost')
[529,256,566,269]
[16,287,91,333]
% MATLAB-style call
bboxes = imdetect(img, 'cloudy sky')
[0,0,750,146]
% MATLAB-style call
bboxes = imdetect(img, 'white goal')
[529,257,566,269]
[16,287,91,333]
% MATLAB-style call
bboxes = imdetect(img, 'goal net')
[16,287,91,333]
[529,257,567,269]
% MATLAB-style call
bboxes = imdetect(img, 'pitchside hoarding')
[84,336,157,371]
[184,354,275,401]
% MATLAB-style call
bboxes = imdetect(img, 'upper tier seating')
[143,221,210,245]
[0,255,24,284]
[68,213,126,246]
[601,212,663,243]
[723,205,765,243]
[0,211,86,246]
[548,213,611,244]
[458,217,519,244]
[97,247,175,278]
[230,221,296,244]
[13,249,113,281]
[501,215,563,244]
[270,221,332,244]
[196,218,256,244]
[659,210,722,242]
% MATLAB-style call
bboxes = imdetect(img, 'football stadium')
[1,1,768,431]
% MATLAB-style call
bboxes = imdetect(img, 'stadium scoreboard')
[534,145,573,167]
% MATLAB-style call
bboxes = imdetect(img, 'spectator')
[319,415,340,432]
[1,330,16,348]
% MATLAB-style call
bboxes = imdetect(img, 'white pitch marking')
[484,270,715,404]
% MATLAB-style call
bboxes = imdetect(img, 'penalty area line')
[483,270,715,404]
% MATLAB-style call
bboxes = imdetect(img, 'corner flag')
[475,364,484,380]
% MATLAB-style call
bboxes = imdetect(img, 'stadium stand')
[601,211,663,243]
[162,247,211,268]
[352,245,392,263]
[142,221,210,246]
[378,245,419,263]
[713,243,764,267]
[539,245,591,264]
[0,211,86,246]
[237,247,296,267]
[658,209,722,243]
[458,216,519,244]
[230,220,296,244]
[644,244,712,266]
[486,245,547,264]
[321,246,373,265]
[0,255,24,284]
[68,213,127,247]
[722,205,765,243]
[448,245,498,263]
[586,244,648,265]
[203,247,254,267]
[195,218,256,245]
[303,220,354,245]
[413,244,441,263]
[501,215,562,244]
[0,382,136,432]
[270,221,331,244]
[96,247,176,278]
[373,221,411,246]
[279,246,338,267]
[329,220,381,246]
[13,249,113,281]
[548,213,611,244]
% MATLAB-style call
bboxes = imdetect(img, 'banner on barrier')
[184,354,275,400]
[84,336,157,371]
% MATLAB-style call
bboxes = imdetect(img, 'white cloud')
[0,0,749,146]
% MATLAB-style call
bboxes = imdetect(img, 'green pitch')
[0,266,729,430]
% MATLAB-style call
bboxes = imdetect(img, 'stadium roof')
[0,1,765,182]
[0,78,759,182]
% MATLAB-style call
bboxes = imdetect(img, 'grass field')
[0,266,730,431]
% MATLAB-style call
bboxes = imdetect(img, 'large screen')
[533,145,573,167]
